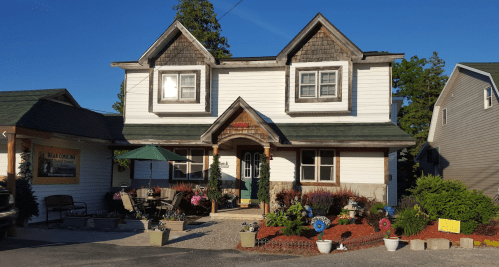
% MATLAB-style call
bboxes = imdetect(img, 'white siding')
[387,152,397,206]
[0,141,22,177]
[218,150,236,180]
[134,160,169,180]
[340,151,384,184]
[289,61,349,112]
[124,63,391,124]
[28,138,112,223]
[269,151,296,182]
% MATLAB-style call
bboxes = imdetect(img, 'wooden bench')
[44,195,87,224]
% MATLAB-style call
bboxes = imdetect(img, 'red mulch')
[399,221,499,243]
[257,215,380,241]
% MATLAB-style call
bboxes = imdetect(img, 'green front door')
[240,151,262,205]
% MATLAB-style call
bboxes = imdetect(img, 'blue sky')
[2,0,498,113]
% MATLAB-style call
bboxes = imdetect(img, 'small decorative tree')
[257,153,270,214]
[207,154,222,212]
[18,151,33,182]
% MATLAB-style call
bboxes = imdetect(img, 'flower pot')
[161,220,187,231]
[150,229,170,246]
[239,231,257,248]
[63,217,90,227]
[316,240,333,254]
[93,218,119,229]
[121,219,151,231]
[383,237,400,251]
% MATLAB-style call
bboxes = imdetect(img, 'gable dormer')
[139,21,215,115]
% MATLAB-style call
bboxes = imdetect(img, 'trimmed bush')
[305,190,334,215]
[369,202,385,215]
[282,219,307,236]
[275,189,301,211]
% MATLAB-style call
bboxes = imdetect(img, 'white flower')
[249,227,255,232]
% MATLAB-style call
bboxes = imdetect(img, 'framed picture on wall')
[33,145,80,185]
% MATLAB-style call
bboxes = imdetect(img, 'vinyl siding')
[0,141,22,177]
[431,68,499,198]
[270,151,296,182]
[124,63,391,124]
[387,151,397,206]
[340,151,384,184]
[28,138,112,223]
[219,150,237,181]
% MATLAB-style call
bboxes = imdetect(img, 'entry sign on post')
[438,218,460,234]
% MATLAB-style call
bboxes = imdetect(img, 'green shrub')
[286,203,304,220]
[338,219,349,225]
[370,202,385,215]
[265,211,288,227]
[397,195,420,212]
[282,219,307,236]
[407,174,499,235]
[393,206,430,236]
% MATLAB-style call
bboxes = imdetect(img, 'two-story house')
[111,13,414,209]
[417,63,499,199]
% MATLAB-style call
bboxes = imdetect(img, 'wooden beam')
[7,133,16,237]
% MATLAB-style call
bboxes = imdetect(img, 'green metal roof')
[121,122,414,142]
[0,89,115,140]
[459,63,499,86]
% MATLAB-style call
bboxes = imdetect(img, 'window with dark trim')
[485,87,492,109]
[172,148,205,180]
[158,70,201,104]
[295,66,342,103]
[300,149,335,183]
[442,108,447,125]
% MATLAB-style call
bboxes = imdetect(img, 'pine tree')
[112,80,124,115]
[173,0,232,58]
[207,153,222,202]
[257,153,270,204]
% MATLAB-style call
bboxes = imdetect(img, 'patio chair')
[136,188,150,208]
[160,188,176,201]
[120,192,145,214]
[156,192,183,216]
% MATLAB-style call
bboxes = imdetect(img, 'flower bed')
[237,216,385,254]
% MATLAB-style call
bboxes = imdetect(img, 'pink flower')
[379,218,391,231]
[191,195,205,206]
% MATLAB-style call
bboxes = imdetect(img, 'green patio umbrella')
[113,144,191,189]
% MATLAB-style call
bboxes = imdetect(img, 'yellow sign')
[438,218,460,234]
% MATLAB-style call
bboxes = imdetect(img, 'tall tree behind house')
[173,0,232,58]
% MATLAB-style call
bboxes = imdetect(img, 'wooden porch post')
[263,146,270,215]
[211,145,218,213]
[6,133,16,237]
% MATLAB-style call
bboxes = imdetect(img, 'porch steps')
[209,208,264,221]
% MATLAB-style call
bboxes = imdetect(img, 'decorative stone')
[460,238,473,249]
[410,239,425,250]
[427,238,450,250]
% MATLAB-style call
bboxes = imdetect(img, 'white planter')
[316,240,333,254]
[384,237,400,251]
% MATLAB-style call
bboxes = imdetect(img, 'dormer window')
[158,70,200,104]
[295,66,342,103]
[485,87,492,109]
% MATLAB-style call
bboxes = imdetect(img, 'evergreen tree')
[112,80,124,115]
[393,51,448,156]
[173,0,232,58]
[207,153,222,202]
[257,153,270,204]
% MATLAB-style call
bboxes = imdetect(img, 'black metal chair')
[156,192,183,216]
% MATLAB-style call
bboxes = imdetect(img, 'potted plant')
[63,209,90,227]
[150,226,170,246]
[121,211,151,231]
[160,211,186,231]
[380,218,399,251]
[239,222,259,248]
[92,210,120,229]
[314,220,332,253]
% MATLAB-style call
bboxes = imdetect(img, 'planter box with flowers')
[63,210,90,227]
[160,211,186,231]
[92,211,120,229]
[239,222,259,248]
[150,226,171,246]
[120,211,151,231]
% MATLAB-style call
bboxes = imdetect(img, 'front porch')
[209,207,264,221]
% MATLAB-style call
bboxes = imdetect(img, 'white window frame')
[442,108,447,125]
[300,149,316,182]
[254,153,261,178]
[179,73,196,100]
[161,73,197,101]
[318,149,336,183]
[299,71,317,98]
[189,149,205,180]
[243,152,252,179]
[318,70,338,98]
[485,87,493,109]
[172,148,189,180]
